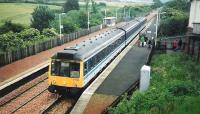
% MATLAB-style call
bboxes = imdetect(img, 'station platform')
[83,45,151,114]
[71,13,156,114]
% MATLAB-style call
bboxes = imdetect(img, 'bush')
[63,0,79,13]
[108,53,200,114]
[42,28,57,37]
[19,28,40,41]
[31,5,55,31]
[0,21,25,34]
[0,32,24,51]
[63,21,79,34]
[98,2,106,7]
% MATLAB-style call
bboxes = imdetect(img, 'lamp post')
[123,7,126,19]
[155,11,166,46]
[129,8,131,20]
[115,9,118,19]
[105,9,107,18]
[87,0,91,31]
[88,10,90,30]
[59,13,66,40]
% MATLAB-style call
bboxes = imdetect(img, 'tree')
[63,0,79,13]
[164,0,190,12]
[84,0,89,11]
[0,21,25,34]
[31,6,55,31]
[158,0,190,36]
[91,0,98,14]
[152,0,162,9]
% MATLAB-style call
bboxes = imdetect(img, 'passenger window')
[70,63,80,78]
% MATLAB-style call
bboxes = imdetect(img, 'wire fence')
[0,25,105,67]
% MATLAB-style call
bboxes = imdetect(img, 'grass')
[108,52,200,114]
[0,3,61,26]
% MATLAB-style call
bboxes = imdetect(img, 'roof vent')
[64,46,80,51]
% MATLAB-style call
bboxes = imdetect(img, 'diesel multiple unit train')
[48,17,146,93]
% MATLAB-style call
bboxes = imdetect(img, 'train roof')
[55,17,146,61]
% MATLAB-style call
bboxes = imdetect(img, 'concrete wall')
[188,0,200,28]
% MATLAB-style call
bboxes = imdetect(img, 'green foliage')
[78,10,88,28]
[91,0,97,14]
[116,6,153,19]
[98,2,106,8]
[31,5,55,31]
[63,0,79,13]
[0,27,57,52]
[0,21,25,34]
[42,28,57,37]
[0,32,23,51]
[109,53,200,114]
[0,3,61,26]
[158,0,190,36]
[19,28,40,41]
[51,10,88,33]
[63,20,79,34]
[164,0,190,12]
[90,13,103,26]
[152,0,163,9]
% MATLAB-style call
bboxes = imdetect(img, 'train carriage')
[48,17,146,93]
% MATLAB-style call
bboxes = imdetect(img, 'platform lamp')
[59,13,66,40]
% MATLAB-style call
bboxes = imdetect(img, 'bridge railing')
[156,35,200,61]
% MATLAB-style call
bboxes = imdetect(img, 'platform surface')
[96,45,150,96]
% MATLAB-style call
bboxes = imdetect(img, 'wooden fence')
[0,25,105,67]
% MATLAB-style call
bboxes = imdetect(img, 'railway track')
[0,73,60,114]
[0,73,58,114]
[42,98,77,114]
[0,72,80,114]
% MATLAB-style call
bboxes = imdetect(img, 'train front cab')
[48,59,84,93]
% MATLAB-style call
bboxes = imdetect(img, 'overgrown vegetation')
[31,5,55,31]
[0,28,57,52]
[108,53,200,114]
[0,1,153,53]
[159,0,190,36]
[63,0,79,13]
[0,21,25,34]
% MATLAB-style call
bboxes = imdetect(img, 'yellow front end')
[48,60,84,88]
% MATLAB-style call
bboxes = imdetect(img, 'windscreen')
[51,60,80,78]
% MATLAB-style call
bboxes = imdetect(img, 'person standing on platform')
[148,40,152,48]
[140,36,145,47]
[172,39,177,51]
[178,39,182,49]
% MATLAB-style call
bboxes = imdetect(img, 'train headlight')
[52,80,56,84]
